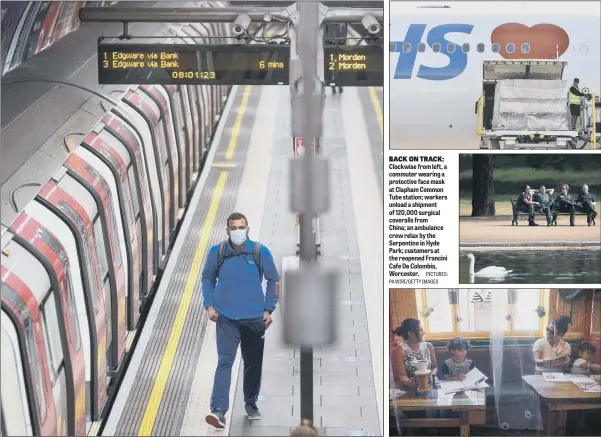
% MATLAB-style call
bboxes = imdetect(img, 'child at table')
[571,343,601,435]
[571,342,601,374]
[439,337,476,421]
[442,337,475,380]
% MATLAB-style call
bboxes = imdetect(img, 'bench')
[510,197,595,226]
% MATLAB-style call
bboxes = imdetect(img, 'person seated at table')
[533,316,572,374]
[393,318,438,389]
[392,319,439,429]
[572,343,601,435]
[571,342,601,374]
[576,184,598,226]
[442,337,475,381]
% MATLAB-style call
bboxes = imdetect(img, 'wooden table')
[389,386,486,436]
[522,375,601,436]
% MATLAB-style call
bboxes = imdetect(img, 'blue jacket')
[201,238,279,320]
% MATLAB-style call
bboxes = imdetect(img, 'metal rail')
[78,6,383,23]
[592,94,597,149]
[296,2,320,424]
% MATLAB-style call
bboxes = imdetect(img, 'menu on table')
[565,374,601,393]
[439,368,489,394]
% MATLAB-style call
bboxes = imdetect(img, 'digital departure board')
[323,45,383,87]
[97,43,290,85]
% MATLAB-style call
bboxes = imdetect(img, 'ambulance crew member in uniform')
[517,185,539,226]
[555,184,577,227]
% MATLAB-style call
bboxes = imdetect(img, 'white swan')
[466,253,513,278]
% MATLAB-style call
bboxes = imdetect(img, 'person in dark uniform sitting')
[555,184,577,226]
[577,184,598,226]
[517,185,539,226]
[533,185,555,226]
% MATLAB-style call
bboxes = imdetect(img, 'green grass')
[459,167,601,185]
[459,167,601,203]
[460,199,513,217]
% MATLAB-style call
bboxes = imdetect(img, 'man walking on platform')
[202,212,280,429]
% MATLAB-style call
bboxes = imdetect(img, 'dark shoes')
[206,411,226,429]
[245,403,261,420]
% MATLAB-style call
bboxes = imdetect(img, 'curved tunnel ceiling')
[1,1,112,76]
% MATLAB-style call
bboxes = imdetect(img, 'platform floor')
[101,84,383,437]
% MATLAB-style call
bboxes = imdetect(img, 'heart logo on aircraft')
[491,23,569,59]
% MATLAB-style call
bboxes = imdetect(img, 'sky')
[390,1,601,16]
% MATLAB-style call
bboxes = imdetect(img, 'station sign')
[323,44,383,87]
[98,43,290,85]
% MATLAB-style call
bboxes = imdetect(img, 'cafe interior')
[389,289,601,436]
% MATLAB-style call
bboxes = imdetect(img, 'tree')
[472,154,496,216]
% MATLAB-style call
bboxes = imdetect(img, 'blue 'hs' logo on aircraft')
[391,23,475,80]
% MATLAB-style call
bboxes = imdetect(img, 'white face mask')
[229,229,247,246]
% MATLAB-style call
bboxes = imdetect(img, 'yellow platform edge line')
[368,86,383,137]
[137,171,229,436]
[87,421,100,436]
[225,85,252,160]
[125,330,137,352]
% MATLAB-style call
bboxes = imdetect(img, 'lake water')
[459,249,601,284]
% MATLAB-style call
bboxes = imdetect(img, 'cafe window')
[416,289,547,339]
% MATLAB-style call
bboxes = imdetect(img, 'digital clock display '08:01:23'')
[97,43,291,86]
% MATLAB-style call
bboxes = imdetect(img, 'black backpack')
[216,240,263,279]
